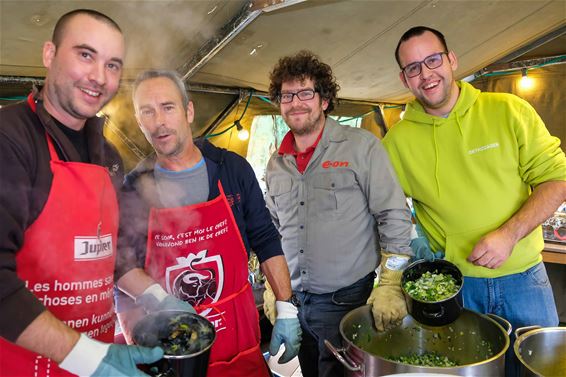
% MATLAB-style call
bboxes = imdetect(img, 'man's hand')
[467,228,515,269]
[368,252,410,331]
[269,301,302,364]
[263,281,277,325]
[136,284,196,314]
[59,334,163,376]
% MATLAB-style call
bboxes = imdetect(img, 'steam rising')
[112,1,224,77]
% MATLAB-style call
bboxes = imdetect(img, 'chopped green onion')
[404,271,460,302]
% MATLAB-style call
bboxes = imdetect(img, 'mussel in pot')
[133,310,216,377]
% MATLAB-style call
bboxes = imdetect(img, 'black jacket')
[0,89,124,341]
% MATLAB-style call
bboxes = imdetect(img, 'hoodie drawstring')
[455,112,464,136]
[432,119,441,197]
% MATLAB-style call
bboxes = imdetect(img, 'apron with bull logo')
[145,181,269,377]
[0,94,119,377]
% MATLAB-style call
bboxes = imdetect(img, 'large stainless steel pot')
[514,326,566,376]
[326,305,510,376]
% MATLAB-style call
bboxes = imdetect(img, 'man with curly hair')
[263,51,413,376]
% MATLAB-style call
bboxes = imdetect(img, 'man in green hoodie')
[383,26,566,376]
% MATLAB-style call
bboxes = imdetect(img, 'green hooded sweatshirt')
[383,81,566,277]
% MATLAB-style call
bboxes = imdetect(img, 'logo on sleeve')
[74,235,113,261]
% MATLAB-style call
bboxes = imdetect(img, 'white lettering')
[204,311,227,333]
[155,240,184,247]
[468,142,500,155]
[91,310,114,325]
[54,279,103,291]
[63,317,90,329]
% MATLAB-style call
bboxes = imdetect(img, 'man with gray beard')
[114,69,301,376]
[263,51,413,377]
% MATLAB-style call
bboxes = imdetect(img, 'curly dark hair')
[269,50,339,115]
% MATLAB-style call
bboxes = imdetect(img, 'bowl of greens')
[401,260,463,326]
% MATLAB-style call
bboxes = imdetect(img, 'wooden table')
[542,242,566,265]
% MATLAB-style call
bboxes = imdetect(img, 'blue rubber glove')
[92,343,164,376]
[410,224,444,261]
[136,283,196,313]
[159,295,197,313]
[269,301,302,364]
[59,334,164,376]
[410,236,436,261]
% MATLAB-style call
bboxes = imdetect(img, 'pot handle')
[486,313,512,335]
[514,325,541,339]
[324,340,362,372]
[422,306,444,319]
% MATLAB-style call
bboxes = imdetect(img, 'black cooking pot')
[401,260,463,326]
[133,310,216,377]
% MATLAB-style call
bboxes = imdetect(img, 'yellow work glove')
[367,252,410,331]
[263,280,277,325]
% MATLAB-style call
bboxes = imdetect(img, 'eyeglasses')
[401,52,448,78]
[279,89,317,104]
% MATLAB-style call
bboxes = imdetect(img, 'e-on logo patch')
[165,249,224,317]
[322,160,349,169]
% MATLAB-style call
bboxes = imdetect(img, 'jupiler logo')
[74,234,113,261]
[165,250,224,317]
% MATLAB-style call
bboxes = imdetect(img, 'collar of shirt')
[278,128,323,174]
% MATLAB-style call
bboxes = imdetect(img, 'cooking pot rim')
[513,326,566,375]
[341,306,510,368]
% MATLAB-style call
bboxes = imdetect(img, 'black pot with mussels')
[133,310,216,377]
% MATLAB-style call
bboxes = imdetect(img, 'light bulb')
[237,128,249,141]
[519,69,534,90]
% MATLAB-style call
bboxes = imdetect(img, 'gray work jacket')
[265,117,412,294]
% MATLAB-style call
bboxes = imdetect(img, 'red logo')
[322,160,349,169]
[225,193,241,207]
[165,250,224,317]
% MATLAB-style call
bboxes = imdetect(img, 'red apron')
[145,182,269,377]
[0,94,119,377]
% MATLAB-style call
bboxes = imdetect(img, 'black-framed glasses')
[279,89,317,104]
[401,52,448,78]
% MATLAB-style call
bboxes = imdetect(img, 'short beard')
[288,110,325,136]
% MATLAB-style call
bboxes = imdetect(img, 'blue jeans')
[462,262,558,377]
[295,272,375,377]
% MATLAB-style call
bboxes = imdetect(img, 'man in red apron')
[115,70,302,376]
[0,9,163,377]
